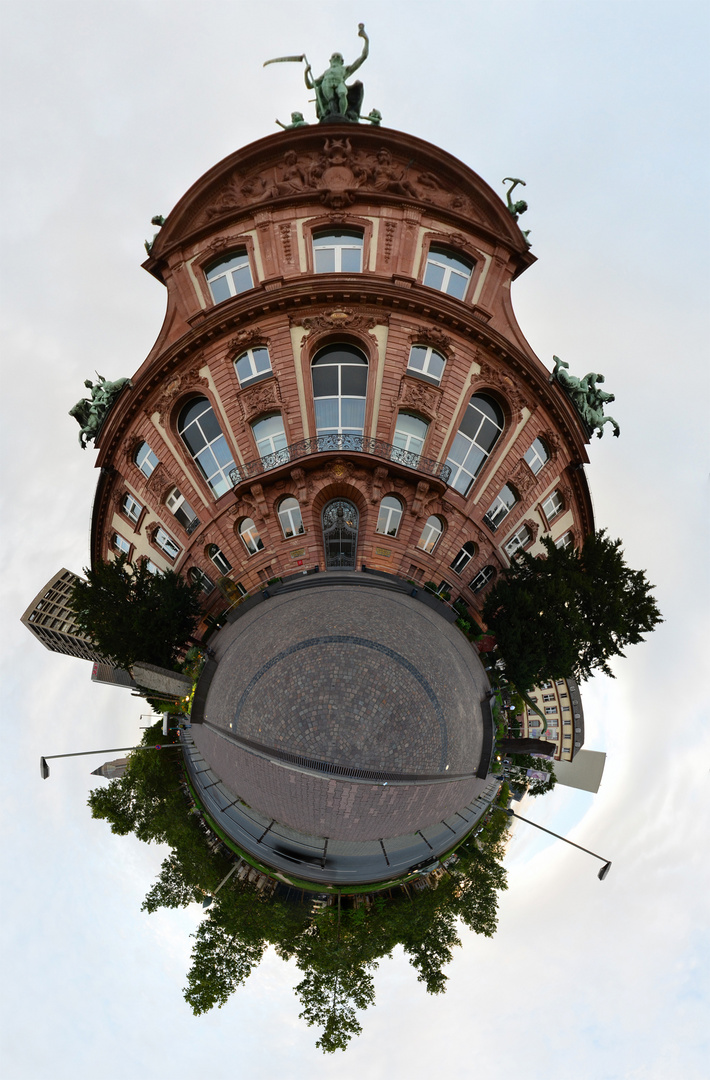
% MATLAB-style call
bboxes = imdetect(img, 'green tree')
[482,530,662,689]
[70,554,203,671]
[184,918,265,1015]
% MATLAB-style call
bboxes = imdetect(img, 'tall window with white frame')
[445,394,504,495]
[238,518,264,556]
[113,533,131,556]
[505,523,532,557]
[470,565,495,593]
[312,230,363,273]
[376,495,403,538]
[450,541,477,576]
[542,490,564,523]
[134,441,159,478]
[311,344,368,438]
[417,515,444,553]
[178,398,236,499]
[166,487,200,533]
[206,544,232,576]
[407,344,446,385]
[423,245,474,299]
[251,414,289,466]
[483,484,519,531]
[188,567,214,595]
[121,493,142,526]
[524,437,550,475]
[277,497,304,539]
[153,528,180,560]
[206,249,253,303]
[234,347,272,387]
[391,413,428,465]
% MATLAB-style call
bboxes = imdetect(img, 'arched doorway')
[322,499,359,570]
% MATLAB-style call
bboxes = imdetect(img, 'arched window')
[134,440,159,478]
[542,490,564,522]
[238,518,264,556]
[311,344,368,437]
[313,230,363,273]
[417,515,444,553]
[376,495,403,538]
[505,523,533,557]
[166,487,200,533]
[278,497,304,538]
[234,346,272,387]
[524,437,549,475]
[470,565,495,592]
[178,398,236,499]
[206,249,253,303]
[188,567,214,595]
[121,493,142,526]
[153,527,180,560]
[483,484,519,531]
[251,414,288,466]
[392,412,428,465]
[445,394,504,495]
[450,541,477,576]
[206,544,232,575]
[423,245,474,299]
[407,344,446,385]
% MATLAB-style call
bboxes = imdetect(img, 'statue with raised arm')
[551,357,620,438]
[69,374,132,448]
[305,24,369,122]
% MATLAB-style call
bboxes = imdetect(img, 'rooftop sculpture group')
[266,24,381,126]
[69,375,132,448]
[551,357,620,438]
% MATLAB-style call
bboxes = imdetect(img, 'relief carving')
[370,466,389,504]
[293,307,386,343]
[238,379,282,423]
[196,139,496,227]
[508,459,537,497]
[148,366,209,423]
[249,483,270,519]
[410,480,430,519]
[475,360,527,419]
[383,219,397,263]
[397,375,441,420]
[407,324,453,354]
[227,328,269,356]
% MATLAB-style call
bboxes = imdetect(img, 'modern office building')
[21,568,105,663]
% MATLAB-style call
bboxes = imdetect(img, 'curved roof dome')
[192,580,490,841]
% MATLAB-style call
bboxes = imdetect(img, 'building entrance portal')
[322,499,359,570]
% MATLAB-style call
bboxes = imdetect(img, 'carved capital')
[249,483,270,520]
[370,466,389,504]
[410,480,430,520]
[292,307,387,340]
[508,459,537,497]
[227,328,269,358]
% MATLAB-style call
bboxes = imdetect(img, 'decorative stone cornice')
[146,366,209,423]
[238,378,282,423]
[396,374,442,420]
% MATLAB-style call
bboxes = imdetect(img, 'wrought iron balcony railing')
[229,434,451,488]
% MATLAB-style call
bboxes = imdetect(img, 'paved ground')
[193,581,491,841]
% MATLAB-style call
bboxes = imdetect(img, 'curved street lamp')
[40,742,182,779]
[494,805,612,880]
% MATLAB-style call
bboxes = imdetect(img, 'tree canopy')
[70,554,203,671]
[482,530,662,690]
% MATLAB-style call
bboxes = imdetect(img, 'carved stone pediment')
[238,378,282,423]
[508,459,537,497]
[227,328,269,358]
[407,324,454,355]
[146,366,209,423]
[475,360,528,419]
[291,307,386,342]
[396,375,442,420]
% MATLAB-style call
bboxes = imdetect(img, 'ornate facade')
[89,124,593,622]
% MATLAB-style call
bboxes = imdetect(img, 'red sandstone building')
[88,124,593,617]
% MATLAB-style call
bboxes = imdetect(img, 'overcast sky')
[1,2,708,1078]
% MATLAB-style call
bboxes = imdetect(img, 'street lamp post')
[493,805,612,880]
[201,862,241,909]
[40,743,182,779]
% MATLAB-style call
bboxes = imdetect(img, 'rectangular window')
[122,494,142,525]
[154,528,180,560]
[544,706,558,715]
[251,414,288,465]
[234,347,272,387]
[543,490,564,522]
[483,484,518,531]
[113,534,130,555]
[313,231,363,273]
